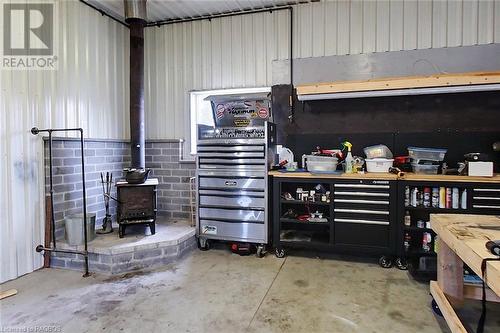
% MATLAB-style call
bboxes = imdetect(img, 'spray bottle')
[343,141,354,173]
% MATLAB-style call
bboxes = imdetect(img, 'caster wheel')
[198,238,210,251]
[275,248,286,258]
[395,257,408,270]
[431,299,443,317]
[379,256,393,268]
[256,245,266,258]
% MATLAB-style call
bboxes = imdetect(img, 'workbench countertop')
[269,171,500,183]
[268,171,397,180]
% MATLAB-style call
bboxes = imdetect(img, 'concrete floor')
[2,248,500,333]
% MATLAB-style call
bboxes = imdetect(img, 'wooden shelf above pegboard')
[296,71,500,96]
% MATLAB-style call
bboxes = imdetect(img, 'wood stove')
[116,178,158,238]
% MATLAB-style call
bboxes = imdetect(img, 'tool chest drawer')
[471,186,500,214]
[332,180,395,252]
[335,222,390,248]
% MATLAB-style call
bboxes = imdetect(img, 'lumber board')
[430,281,467,333]
[0,289,17,300]
[296,71,500,95]
[463,283,500,302]
[437,238,464,306]
[269,171,500,184]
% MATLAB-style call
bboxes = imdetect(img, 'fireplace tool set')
[31,126,90,277]
[96,172,115,234]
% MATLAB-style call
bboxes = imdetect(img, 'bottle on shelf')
[452,187,459,209]
[423,187,431,208]
[411,187,418,207]
[460,189,467,209]
[439,187,446,208]
[422,232,432,252]
[418,189,424,206]
[431,187,439,208]
[404,232,411,252]
[404,186,410,207]
[445,187,452,209]
[404,211,411,227]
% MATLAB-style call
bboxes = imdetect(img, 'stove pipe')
[125,0,147,169]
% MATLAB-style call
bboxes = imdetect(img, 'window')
[183,87,271,161]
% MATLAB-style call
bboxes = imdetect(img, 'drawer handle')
[473,205,500,209]
[335,184,390,189]
[334,208,389,215]
[334,191,389,197]
[474,188,500,192]
[473,197,500,201]
[335,218,389,226]
[334,199,389,205]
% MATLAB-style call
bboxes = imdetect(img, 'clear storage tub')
[302,155,338,173]
[363,144,393,159]
[408,147,447,162]
[411,163,439,174]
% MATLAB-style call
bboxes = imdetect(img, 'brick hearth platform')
[50,218,196,274]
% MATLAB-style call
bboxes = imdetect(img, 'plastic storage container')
[407,147,447,162]
[64,213,96,246]
[302,155,338,173]
[363,144,393,159]
[411,163,439,174]
[365,158,394,173]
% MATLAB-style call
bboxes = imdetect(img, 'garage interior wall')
[0,1,129,283]
[144,0,500,140]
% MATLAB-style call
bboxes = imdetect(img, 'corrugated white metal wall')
[0,1,129,282]
[144,10,291,139]
[145,0,500,140]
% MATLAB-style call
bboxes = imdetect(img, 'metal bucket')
[64,213,96,246]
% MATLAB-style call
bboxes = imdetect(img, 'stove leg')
[149,223,155,235]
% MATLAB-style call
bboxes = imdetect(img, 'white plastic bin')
[365,158,394,173]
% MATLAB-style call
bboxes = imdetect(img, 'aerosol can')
[343,141,354,173]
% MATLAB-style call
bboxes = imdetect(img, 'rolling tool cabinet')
[270,172,398,267]
[271,172,500,268]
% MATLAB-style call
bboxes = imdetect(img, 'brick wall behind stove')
[145,141,195,220]
[44,139,130,239]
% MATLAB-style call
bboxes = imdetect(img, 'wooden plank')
[268,171,397,180]
[463,283,500,303]
[296,71,500,96]
[437,238,464,306]
[431,214,500,297]
[269,171,500,184]
[0,289,17,300]
[430,281,467,333]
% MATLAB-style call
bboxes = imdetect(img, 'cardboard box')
[468,161,494,177]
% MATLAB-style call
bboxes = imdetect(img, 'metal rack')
[31,127,90,277]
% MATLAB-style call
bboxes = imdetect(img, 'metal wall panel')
[145,0,498,140]
[144,10,290,139]
[0,1,129,282]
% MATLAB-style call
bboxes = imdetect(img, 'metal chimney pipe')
[125,0,147,169]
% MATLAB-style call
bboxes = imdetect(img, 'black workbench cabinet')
[397,180,500,279]
[271,176,398,261]
[271,175,500,271]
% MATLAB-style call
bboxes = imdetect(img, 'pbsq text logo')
[2,1,57,70]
